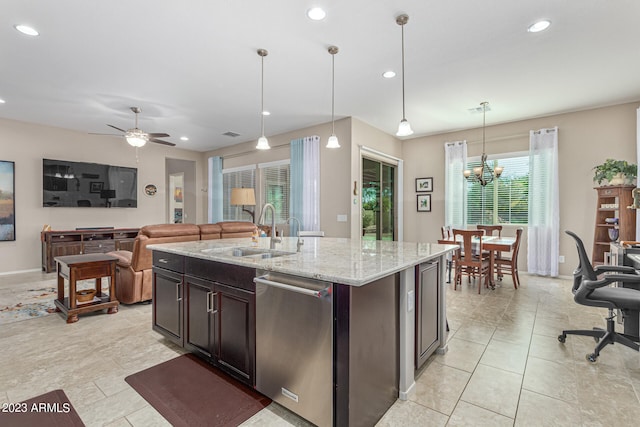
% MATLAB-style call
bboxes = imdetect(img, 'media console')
[41,227,139,273]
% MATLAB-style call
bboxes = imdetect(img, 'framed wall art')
[0,160,16,241]
[90,181,104,193]
[415,177,433,192]
[417,194,431,212]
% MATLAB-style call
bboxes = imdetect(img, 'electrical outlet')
[559,255,565,263]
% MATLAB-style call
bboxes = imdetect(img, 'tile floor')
[1,270,640,426]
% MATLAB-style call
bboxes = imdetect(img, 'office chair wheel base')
[558,334,566,343]
[586,353,598,363]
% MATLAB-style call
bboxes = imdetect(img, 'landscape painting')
[0,161,15,241]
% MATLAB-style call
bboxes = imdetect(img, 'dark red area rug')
[0,389,84,426]
[125,353,271,427]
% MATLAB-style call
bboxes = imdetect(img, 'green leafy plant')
[593,159,637,185]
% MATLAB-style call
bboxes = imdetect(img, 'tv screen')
[43,159,137,208]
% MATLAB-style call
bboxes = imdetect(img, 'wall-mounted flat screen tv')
[43,159,137,208]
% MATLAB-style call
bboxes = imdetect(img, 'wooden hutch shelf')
[592,185,636,265]
[41,227,139,273]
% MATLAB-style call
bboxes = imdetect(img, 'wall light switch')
[407,290,415,312]
[337,214,347,222]
[559,255,565,263]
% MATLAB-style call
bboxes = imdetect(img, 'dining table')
[438,235,516,288]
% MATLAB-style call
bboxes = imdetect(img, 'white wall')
[0,117,205,274]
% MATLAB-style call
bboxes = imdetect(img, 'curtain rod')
[446,132,530,146]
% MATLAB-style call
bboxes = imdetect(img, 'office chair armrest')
[585,273,640,290]
[594,265,639,275]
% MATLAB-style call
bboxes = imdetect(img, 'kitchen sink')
[202,247,295,259]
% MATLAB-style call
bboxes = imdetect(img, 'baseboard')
[399,381,415,401]
[0,268,44,276]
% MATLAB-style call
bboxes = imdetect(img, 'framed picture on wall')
[90,181,104,193]
[0,160,15,241]
[417,194,431,212]
[415,177,433,192]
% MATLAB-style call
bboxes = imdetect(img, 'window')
[466,153,529,225]
[222,166,255,221]
[259,160,290,224]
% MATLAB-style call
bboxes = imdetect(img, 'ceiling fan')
[106,107,175,147]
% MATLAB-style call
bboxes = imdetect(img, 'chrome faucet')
[258,203,281,249]
[287,217,304,252]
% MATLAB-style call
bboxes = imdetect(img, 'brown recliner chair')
[108,224,201,304]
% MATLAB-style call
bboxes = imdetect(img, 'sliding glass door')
[362,157,396,241]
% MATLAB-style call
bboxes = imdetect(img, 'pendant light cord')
[401,22,406,120]
[261,53,265,137]
[331,50,336,135]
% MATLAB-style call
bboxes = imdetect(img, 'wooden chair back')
[452,229,485,264]
[476,224,502,237]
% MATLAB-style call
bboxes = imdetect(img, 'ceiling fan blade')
[89,132,121,136]
[149,138,176,147]
[107,124,126,133]
[147,132,170,138]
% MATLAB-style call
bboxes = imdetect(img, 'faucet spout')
[287,217,304,252]
[258,203,281,249]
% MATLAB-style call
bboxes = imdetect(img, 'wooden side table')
[54,254,119,323]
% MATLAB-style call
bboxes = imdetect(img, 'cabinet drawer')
[83,241,116,253]
[185,258,255,291]
[153,251,184,273]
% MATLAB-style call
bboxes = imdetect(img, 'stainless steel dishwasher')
[254,270,333,427]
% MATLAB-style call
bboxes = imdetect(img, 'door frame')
[359,146,404,242]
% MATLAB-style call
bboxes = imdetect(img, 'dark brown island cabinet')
[152,251,256,386]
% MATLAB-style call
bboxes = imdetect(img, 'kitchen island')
[149,236,456,427]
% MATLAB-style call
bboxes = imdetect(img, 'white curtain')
[290,136,320,233]
[637,107,640,240]
[528,127,559,276]
[444,141,467,229]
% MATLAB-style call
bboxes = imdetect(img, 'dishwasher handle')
[254,275,330,299]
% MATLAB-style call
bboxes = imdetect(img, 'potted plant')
[593,158,637,186]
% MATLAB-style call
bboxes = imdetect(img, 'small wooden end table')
[54,253,119,323]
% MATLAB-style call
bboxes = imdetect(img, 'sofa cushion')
[140,223,200,238]
[199,223,222,240]
[219,221,257,238]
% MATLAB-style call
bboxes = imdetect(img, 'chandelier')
[463,102,503,186]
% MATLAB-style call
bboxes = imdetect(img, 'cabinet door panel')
[217,283,254,382]
[152,267,183,345]
[185,277,216,358]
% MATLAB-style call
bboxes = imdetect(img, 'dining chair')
[476,225,502,237]
[494,228,523,289]
[452,229,491,294]
[439,225,454,283]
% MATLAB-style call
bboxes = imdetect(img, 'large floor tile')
[434,337,486,373]
[460,364,522,418]
[479,339,529,374]
[411,362,471,415]
[447,400,513,427]
[515,389,583,426]
[522,356,578,403]
[375,399,448,427]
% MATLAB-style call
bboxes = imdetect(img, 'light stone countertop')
[149,237,457,286]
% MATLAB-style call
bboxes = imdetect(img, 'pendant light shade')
[256,49,270,150]
[396,14,413,137]
[326,46,340,148]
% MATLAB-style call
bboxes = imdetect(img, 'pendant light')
[396,14,413,137]
[256,49,270,150]
[326,46,340,148]
[463,102,504,186]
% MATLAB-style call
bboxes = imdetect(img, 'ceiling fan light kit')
[105,106,175,148]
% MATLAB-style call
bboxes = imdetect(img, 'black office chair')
[558,231,640,362]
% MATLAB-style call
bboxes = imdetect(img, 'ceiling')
[2,1,640,152]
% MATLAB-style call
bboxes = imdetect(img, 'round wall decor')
[144,184,158,196]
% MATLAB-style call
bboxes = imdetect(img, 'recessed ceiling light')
[14,24,39,36]
[262,110,271,116]
[382,71,396,79]
[180,136,189,141]
[307,7,326,21]
[527,20,551,33]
